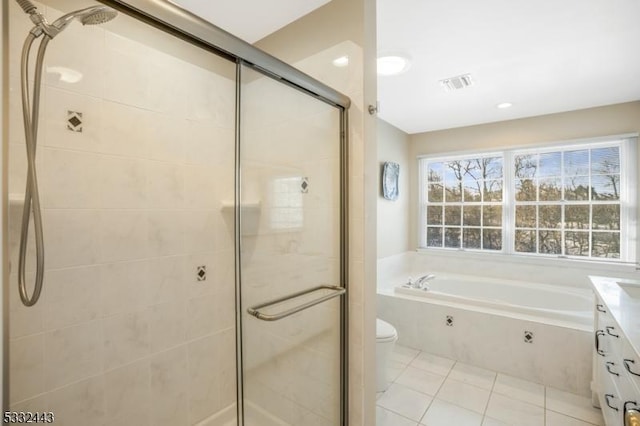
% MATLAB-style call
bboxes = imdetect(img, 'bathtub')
[377,273,595,396]
[393,274,593,328]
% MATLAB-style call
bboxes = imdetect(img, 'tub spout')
[412,274,435,290]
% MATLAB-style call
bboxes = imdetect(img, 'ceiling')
[377,0,640,134]
[171,0,330,43]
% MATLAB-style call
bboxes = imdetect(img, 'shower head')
[79,8,118,25]
[52,6,117,31]
[15,1,117,39]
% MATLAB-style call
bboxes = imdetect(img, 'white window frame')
[418,135,638,263]
[418,151,505,252]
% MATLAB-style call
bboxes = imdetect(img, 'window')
[422,154,504,250]
[419,137,637,262]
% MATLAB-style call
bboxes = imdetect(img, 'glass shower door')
[239,64,345,426]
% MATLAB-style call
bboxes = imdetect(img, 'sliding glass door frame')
[92,2,351,425]
[235,60,349,425]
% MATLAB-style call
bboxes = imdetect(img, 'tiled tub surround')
[377,256,595,396]
[8,2,236,425]
[378,291,593,397]
[377,344,604,426]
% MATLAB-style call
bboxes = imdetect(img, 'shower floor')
[377,345,604,426]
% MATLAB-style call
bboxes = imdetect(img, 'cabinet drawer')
[599,318,623,357]
[595,328,622,359]
[616,373,640,414]
[622,339,640,396]
[599,369,623,426]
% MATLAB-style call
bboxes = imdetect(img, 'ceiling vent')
[440,74,473,91]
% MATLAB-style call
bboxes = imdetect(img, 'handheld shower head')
[15,2,117,39]
[79,8,118,25]
[52,6,117,32]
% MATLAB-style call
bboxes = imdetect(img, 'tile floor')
[376,345,605,426]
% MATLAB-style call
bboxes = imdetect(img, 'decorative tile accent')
[300,177,309,193]
[67,111,83,132]
[446,315,454,327]
[196,265,206,282]
[524,330,534,343]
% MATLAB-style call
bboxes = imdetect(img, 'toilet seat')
[376,319,397,343]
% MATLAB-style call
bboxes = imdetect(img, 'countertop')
[590,275,640,357]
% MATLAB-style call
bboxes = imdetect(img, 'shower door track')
[94,1,351,425]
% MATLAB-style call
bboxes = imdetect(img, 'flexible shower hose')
[17,32,49,306]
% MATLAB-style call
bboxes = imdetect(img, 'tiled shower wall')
[8,2,237,425]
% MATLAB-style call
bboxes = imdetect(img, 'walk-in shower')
[5,0,350,424]
[15,1,117,306]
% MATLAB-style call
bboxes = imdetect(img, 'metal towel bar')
[247,285,346,322]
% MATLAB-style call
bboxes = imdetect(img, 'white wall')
[377,119,410,258]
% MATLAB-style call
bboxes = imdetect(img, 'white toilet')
[376,318,398,392]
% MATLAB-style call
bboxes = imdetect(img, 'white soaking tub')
[393,274,593,328]
[377,273,595,396]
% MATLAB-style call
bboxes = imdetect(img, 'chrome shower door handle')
[247,285,346,321]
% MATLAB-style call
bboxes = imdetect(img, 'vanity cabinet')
[592,291,640,426]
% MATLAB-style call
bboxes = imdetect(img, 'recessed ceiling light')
[332,55,349,67]
[377,55,411,76]
[497,102,513,109]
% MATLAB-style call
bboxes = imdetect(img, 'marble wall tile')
[147,112,186,163]
[102,310,150,371]
[99,260,149,317]
[98,156,147,209]
[99,100,151,158]
[44,209,100,268]
[104,360,151,426]
[186,252,217,299]
[150,347,189,426]
[46,376,106,426]
[44,20,105,99]
[147,211,185,257]
[10,334,44,404]
[184,122,234,166]
[97,210,148,262]
[187,295,217,340]
[44,321,102,390]
[43,87,102,152]
[8,273,44,338]
[148,301,186,353]
[9,394,48,413]
[103,32,153,110]
[146,161,184,209]
[41,148,102,209]
[43,266,101,331]
[187,334,221,423]
[184,165,218,210]
[182,210,217,254]
[146,256,185,306]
